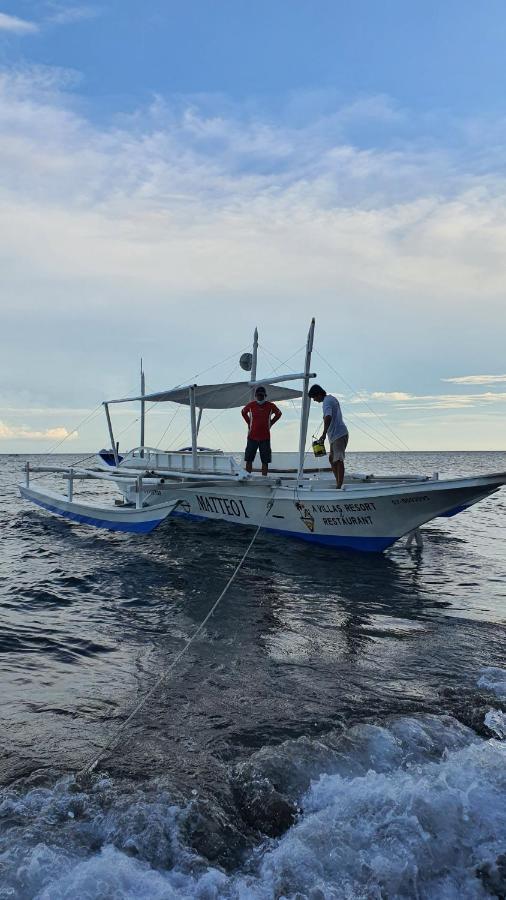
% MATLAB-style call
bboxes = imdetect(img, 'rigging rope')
[193,346,307,448]
[183,359,242,449]
[118,351,250,452]
[255,341,404,455]
[6,406,107,491]
[260,341,418,469]
[259,342,319,472]
[43,404,104,455]
[314,349,413,453]
[311,349,434,478]
[155,404,182,450]
[152,346,251,449]
[78,494,275,779]
[177,346,250,389]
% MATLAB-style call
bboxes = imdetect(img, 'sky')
[1,1,506,453]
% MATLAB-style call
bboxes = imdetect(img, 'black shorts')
[245,438,272,465]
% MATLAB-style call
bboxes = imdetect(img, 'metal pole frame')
[189,385,198,471]
[297,318,316,483]
[140,361,145,458]
[250,327,259,398]
[103,402,119,466]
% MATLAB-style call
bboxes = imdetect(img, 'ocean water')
[1,451,505,899]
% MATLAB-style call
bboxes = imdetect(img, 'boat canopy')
[107,380,303,410]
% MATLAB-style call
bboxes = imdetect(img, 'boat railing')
[119,448,241,476]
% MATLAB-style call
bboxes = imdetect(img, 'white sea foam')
[478,666,506,699]
[244,738,506,899]
[485,709,506,740]
[0,716,505,899]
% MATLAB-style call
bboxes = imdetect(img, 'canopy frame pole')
[251,373,315,387]
[297,318,315,484]
[189,386,198,470]
[196,407,203,438]
[140,360,145,458]
[104,403,119,466]
[250,327,259,398]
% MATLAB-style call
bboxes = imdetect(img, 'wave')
[1,713,505,898]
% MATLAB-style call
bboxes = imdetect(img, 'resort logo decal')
[295,501,315,533]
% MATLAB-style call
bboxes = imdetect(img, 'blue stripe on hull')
[170,509,395,552]
[437,504,468,518]
[171,509,209,523]
[264,526,395,552]
[27,500,395,549]
[25,494,163,533]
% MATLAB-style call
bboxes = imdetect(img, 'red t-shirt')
[242,400,281,441]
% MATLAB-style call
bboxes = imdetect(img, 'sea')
[0,450,505,900]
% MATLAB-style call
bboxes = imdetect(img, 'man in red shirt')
[241,386,282,475]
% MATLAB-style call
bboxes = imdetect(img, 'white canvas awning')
[107,380,303,410]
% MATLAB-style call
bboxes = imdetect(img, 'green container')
[312,438,326,458]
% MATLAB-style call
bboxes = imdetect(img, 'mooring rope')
[78,495,275,779]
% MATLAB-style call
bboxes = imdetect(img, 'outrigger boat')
[19,320,506,552]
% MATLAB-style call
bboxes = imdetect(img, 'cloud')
[0,421,78,441]
[367,392,414,402]
[395,402,476,410]
[352,390,506,410]
[1,67,506,449]
[0,68,505,319]
[0,11,38,33]
[442,374,506,385]
[46,5,100,26]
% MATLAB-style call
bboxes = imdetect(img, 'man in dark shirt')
[241,386,282,475]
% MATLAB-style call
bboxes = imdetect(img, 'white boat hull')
[19,465,506,552]
[118,472,506,551]
[19,484,178,534]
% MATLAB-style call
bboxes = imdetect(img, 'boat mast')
[140,358,145,457]
[297,318,315,483]
[250,326,258,398]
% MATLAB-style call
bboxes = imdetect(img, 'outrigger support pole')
[103,402,119,466]
[297,318,316,484]
[189,385,198,471]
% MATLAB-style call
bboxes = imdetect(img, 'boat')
[19,471,179,533]
[18,320,506,551]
